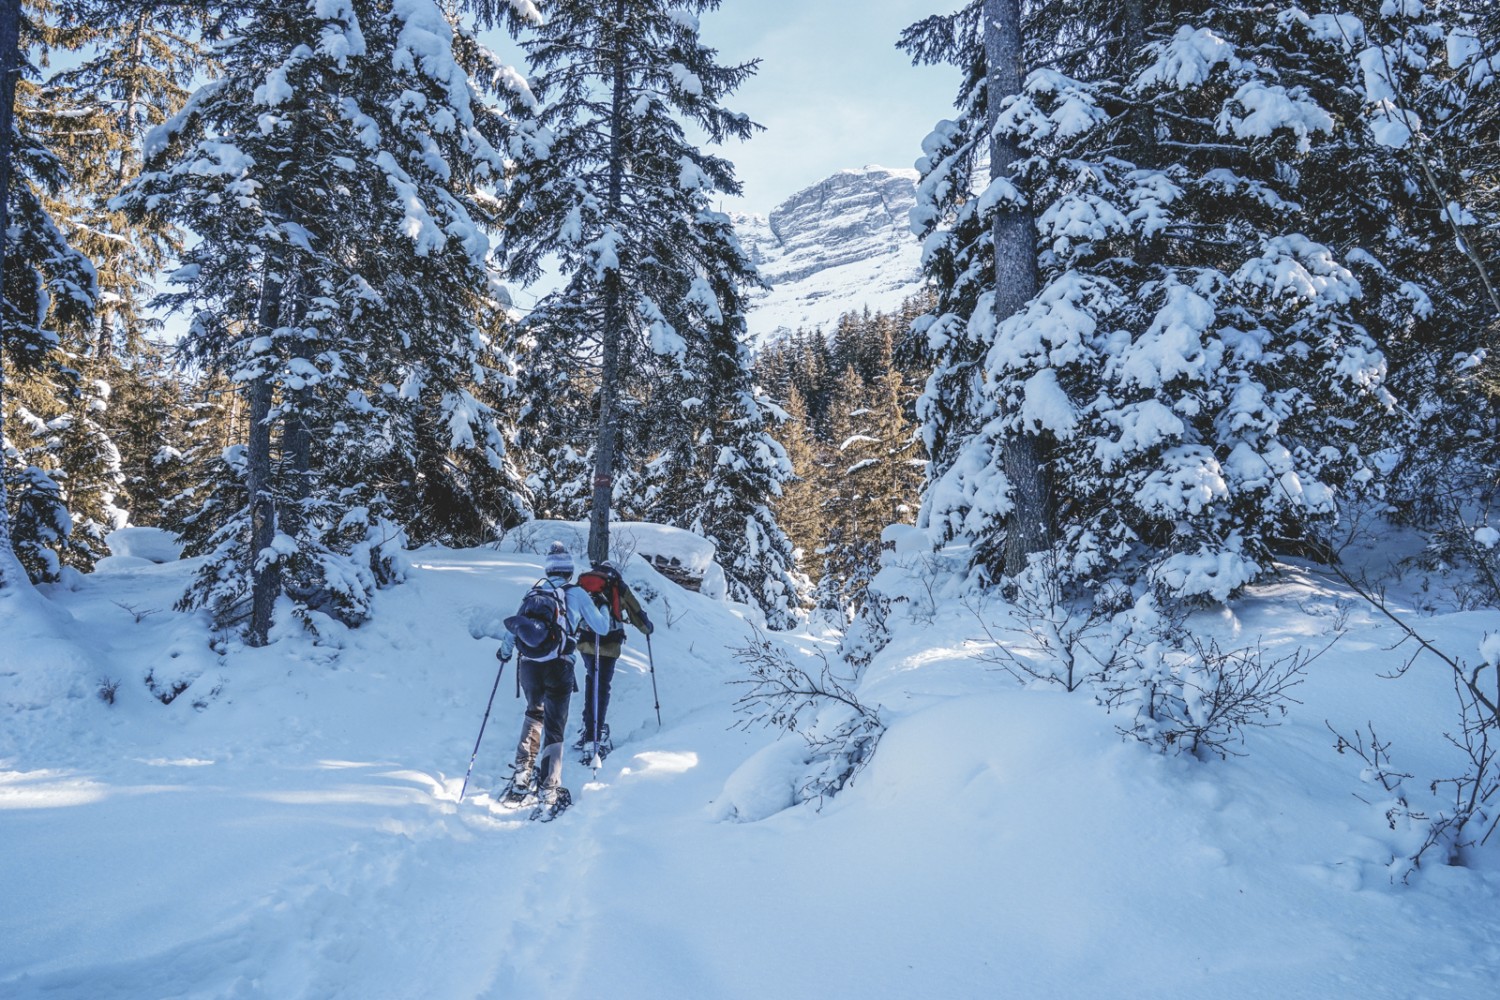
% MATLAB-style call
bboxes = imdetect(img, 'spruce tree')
[905,1,1399,600]
[500,0,801,624]
[119,0,530,640]
[2,2,99,585]
[771,382,824,577]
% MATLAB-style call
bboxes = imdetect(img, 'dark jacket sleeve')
[622,584,652,634]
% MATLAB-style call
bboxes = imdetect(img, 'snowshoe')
[499,768,537,809]
[575,725,612,764]
[531,787,573,823]
[577,739,613,765]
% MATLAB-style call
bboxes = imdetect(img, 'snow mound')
[105,526,183,564]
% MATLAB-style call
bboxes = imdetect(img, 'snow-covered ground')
[2,527,1498,998]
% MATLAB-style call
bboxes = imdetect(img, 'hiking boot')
[532,786,572,822]
[501,766,536,806]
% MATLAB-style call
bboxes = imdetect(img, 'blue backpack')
[505,581,576,661]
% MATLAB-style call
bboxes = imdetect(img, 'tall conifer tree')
[501,0,802,625]
[905,1,1398,600]
[120,0,532,640]
[1,2,99,585]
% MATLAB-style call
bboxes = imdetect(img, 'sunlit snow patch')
[0,769,110,809]
[619,750,698,777]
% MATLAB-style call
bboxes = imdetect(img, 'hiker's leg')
[580,653,598,735]
[513,660,544,777]
[595,654,619,731]
[536,657,575,793]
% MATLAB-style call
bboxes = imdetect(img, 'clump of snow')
[1481,633,1500,669]
[709,736,805,822]
[104,527,183,564]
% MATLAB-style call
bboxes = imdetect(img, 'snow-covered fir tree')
[904,0,1401,602]
[1,2,209,569]
[1303,0,1500,546]
[816,343,923,617]
[499,0,804,626]
[1,2,104,584]
[118,0,533,642]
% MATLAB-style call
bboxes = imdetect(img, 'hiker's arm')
[496,631,515,661]
[569,586,613,635]
[623,586,653,635]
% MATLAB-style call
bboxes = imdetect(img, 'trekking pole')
[590,644,603,773]
[459,653,507,802]
[646,631,661,727]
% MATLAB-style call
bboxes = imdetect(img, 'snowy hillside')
[3,526,1499,998]
[734,166,926,344]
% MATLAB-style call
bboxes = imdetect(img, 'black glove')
[639,611,654,635]
[496,647,511,663]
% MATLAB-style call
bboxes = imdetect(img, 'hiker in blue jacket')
[496,541,612,818]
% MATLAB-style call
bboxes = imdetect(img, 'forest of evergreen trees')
[3,0,1499,649]
[0,0,805,640]
[753,297,930,616]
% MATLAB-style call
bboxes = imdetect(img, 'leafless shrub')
[966,561,1130,692]
[113,601,162,624]
[731,626,884,807]
[1102,630,1320,759]
[1331,675,1500,882]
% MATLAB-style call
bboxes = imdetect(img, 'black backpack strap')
[543,579,575,634]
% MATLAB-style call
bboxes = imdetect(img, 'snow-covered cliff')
[734,166,926,344]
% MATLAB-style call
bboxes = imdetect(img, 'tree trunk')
[587,0,629,568]
[985,0,1054,576]
[0,0,24,589]
[246,261,285,646]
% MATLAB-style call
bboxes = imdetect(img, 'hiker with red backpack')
[494,541,613,820]
[573,560,653,763]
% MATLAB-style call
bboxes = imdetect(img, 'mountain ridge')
[734,165,926,344]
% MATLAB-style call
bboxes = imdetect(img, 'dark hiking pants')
[514,655,575,792]
[581,649,619,741]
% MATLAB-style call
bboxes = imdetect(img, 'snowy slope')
[2,528,1499,998]
[735,166,926,345]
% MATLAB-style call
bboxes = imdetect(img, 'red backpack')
[577,564,624,618]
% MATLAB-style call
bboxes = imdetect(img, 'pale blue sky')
[698,0,961,213]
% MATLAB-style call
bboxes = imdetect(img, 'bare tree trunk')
[587,0,628,568]
[1123,0,1154,166]
[246,260,285,646]
[0,0,24,589]
[985,0,1053,576]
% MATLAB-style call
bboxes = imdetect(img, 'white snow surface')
[2,523,1499,998]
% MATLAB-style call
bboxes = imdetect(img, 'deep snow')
[2,527,1498,999]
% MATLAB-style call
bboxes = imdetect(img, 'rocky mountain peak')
[733,166,926,344]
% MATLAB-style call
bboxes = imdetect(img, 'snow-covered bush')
[1097,596,1322,759]
[970,555,1131,692]
[731,627,884,806]
[966,560,1324,758]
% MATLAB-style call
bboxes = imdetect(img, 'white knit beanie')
[543,540,574,578]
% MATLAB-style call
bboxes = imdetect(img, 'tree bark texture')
[985,0,1055,576]
[0,0,23,588]
[246,260,285,646]
[588,0,629,568]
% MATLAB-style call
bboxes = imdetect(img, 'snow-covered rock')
[501,519,725,598]
[105,526,183,564]
[734,166,926,344]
